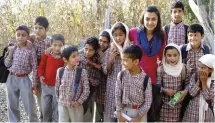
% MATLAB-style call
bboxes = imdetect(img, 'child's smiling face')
[165,48,180,66]
[188,32,203,49]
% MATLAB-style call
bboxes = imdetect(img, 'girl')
[79,37,102,122]
[129,5,166,84]
[157,43,190,122]
[103,22,131,122]
[95,29,112,122]
[183,54,215,122]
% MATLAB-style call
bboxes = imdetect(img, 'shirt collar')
[186,43,204,51]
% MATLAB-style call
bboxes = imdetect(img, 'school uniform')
[104,22,131,122]
[102,48,122,122]
[115,69,152,122]
[37,53,64,122]
[184,43,206,75]
[157,43,190,122]
[167,22,186,46]
[4,46,39,122]
[79,50,101,122]
[183,74,214,122]
[95,48,109,122]
[55,66,90,122]
[31,36,52,119]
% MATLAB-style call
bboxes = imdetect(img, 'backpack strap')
[143,75,149,90]
[181,44,188,64]
[181,64,187,82]
[164,24,170,44]
[184,25,189,44]
[59,67,65,83]
[73,66,83,101]
[203,45,210,54]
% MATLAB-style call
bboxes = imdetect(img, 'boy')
[164,1,189,45]
[115,45,152,122]
[56,45,90,122]
[181,24,210,75]
[4,25,39,122]
[95,30,111,122]
[37,34,65,122]
[79,37,102,122]
[30,16,52,119]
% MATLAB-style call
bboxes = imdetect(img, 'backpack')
[0,47,10,83]
[164,24,189,44]
[119,71,162,122]
[181,44,210,63]
[58,66,90,114]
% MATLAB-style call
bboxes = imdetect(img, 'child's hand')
[199,71,208,90]
[40,76,45,84]
[72,101,80,107]
[45,47,53,55]
[117,112,128,122]
[177,90,188,103]
[130,115,142,122]
[32,87,39,96]
[87,60,102,70]
[164,89,176,97]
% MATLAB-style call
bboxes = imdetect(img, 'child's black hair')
[123,45,142,61]
[112,23,126,36]
[61,45,78,60]
[51,34,65,44]
[34,16,49,29]
[100,31,111,42]
[85,37,100,51]
[188,24,204,35]
[164,46,180,55]
[171,1,184,12]
[16,25,30,35]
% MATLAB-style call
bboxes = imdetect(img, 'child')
[95,29,112,122]
[30,16,52,120]
[163,1,189,45]
[37,34,65,122]
[103,22,131,122]
[4,25,39,122]
[183,54,215,122]
[129,6,166,84]
[157,43,190,122]
[55,45,90,122]
[115,45,152,122]
[181,24,210,75]
[79,37,102,122]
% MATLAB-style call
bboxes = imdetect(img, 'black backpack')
[58,66,90,114]
[0,47,9,83]
[181,44,210,63]
[164,24,189,44]
[119,72,162,122]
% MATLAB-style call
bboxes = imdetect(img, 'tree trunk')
[209,0,214,20]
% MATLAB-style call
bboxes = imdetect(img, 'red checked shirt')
[55,66,90,107]
[183,74,214,122]
[4,46,38,86]
[167,22,185,46]
[115,69,152,116]
[33,36,51,61]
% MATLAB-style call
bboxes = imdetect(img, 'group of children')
[3,0,215,122]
